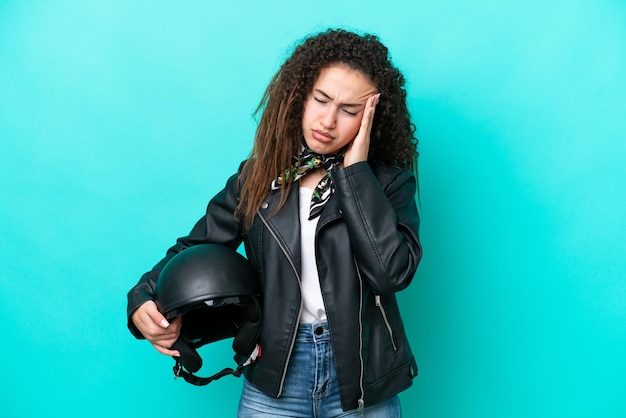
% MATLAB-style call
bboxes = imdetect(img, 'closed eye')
[312,91,360,115]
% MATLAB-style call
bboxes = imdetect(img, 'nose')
[320,107,336,129]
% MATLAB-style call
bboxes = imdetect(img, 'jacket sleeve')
[126,168,244,338]
[333,161,422,295]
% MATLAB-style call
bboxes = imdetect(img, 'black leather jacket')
[127,160,422,411]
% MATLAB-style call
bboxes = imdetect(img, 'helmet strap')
[172,343,261,386]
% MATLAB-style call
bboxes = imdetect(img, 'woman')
[127,28,422,417]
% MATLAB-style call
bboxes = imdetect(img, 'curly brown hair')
[236,28,418,228]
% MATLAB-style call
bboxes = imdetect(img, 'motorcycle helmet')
[155,243,262,385]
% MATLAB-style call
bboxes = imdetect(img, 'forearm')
[334,162,422,294]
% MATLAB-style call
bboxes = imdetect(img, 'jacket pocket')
[374,295,398,352]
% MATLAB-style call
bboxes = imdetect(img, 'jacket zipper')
[353,256,366,414]
[257,209,303,398]
[374,295,398,351]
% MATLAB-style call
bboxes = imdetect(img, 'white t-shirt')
[298,186,327,323]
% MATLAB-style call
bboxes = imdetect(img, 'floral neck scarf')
[271,146,345,219]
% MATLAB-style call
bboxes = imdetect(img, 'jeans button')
[315,326,323,336]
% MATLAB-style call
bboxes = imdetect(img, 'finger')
[151,316,182,356]
[359,93,380,136]
[131,301,167,330]
[152,342,181,357]
[136,313,180,342]
[146,304,171,329]
[149,316,181,341]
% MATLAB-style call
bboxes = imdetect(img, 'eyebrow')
[314,89,363,108]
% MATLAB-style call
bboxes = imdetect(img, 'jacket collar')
[258,184,302,273]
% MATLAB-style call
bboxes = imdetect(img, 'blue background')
[1,0,625,416]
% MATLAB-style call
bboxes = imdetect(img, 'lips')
[311,129,334,143]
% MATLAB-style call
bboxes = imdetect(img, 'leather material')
[127,160,422,411]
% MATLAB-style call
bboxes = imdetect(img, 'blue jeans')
[237,322,402,418]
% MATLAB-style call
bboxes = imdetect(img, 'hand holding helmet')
[131,300,182,357]
[148,244,262,385]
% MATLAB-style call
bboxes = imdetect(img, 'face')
[301,64,377,155]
